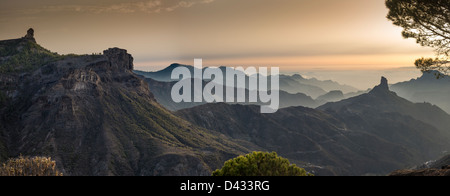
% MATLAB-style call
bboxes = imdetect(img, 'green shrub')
[0,156,63,176]
[0,40,62,74]
[212,151,313,176]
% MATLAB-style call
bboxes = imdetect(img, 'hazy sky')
[0,0,434,82]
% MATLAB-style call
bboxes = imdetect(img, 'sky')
[0,0,435,89]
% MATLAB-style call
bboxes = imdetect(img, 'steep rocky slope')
[389,154,450,176]
[0,30,246,175]
[177,78,450,175]
[389,167,450,176]
[318,77,450,163]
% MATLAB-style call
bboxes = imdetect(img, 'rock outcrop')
[389,154,450,176]
[103,48,134,71]
[23,28,36,43]
[389,166,450,176]
[369,76,390,94]
[0,30,246,176]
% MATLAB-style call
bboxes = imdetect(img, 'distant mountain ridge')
[280,74,359,95]
[134,63,194,82]
[315,90,345,106]
[319,76,450,132]
[391,71,450,114]
[135,64,359,97]
[135,64,360,110]
[177,77,450,175]
[139,77,319,111]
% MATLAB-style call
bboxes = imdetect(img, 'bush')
[0,39,62,74]
[212,151,313,176]
[0,156,63,176]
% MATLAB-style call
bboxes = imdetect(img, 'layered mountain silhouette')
[315,90,345,105]
[318,77,450,160]
[135,64,360,111]
[135,64,358,94]
[391,71,450,114]
[134,63,193,82]
[139,77,319,111]
[0,30,247,175]
[279,74,358,98]
[1,30,449,176]
[319,77,450,132]
[177,77,450,175]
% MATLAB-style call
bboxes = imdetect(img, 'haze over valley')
[1,0,449,176]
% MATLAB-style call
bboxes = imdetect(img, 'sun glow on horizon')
[134,53,434,72]
[0,0,436,75]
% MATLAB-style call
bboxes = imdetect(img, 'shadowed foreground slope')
[177,77,450,176]
[0,31,246,176]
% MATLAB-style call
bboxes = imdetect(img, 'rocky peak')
[370,76,390,94]
[103,48,134,71]
[23,28,36,43]
[379,76,389,89]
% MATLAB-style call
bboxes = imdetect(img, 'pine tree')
[212,151,313,176]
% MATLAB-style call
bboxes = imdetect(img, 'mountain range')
[176,77,450,175]
[135,64,359,96]
[135,64,362,111]
[0,30,248,175]
[138,64,450,117]
[139,77,319,111]
[1,30,449,176]
[391,71,450,114]
[279,74,359,98]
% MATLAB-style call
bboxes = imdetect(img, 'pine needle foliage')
[212,151,313,176]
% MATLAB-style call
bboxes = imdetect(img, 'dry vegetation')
[0,156,62,176]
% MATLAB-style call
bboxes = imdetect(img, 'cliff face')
[2,48,146,175]
[0,31,246,175]
[103,47,134,71]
